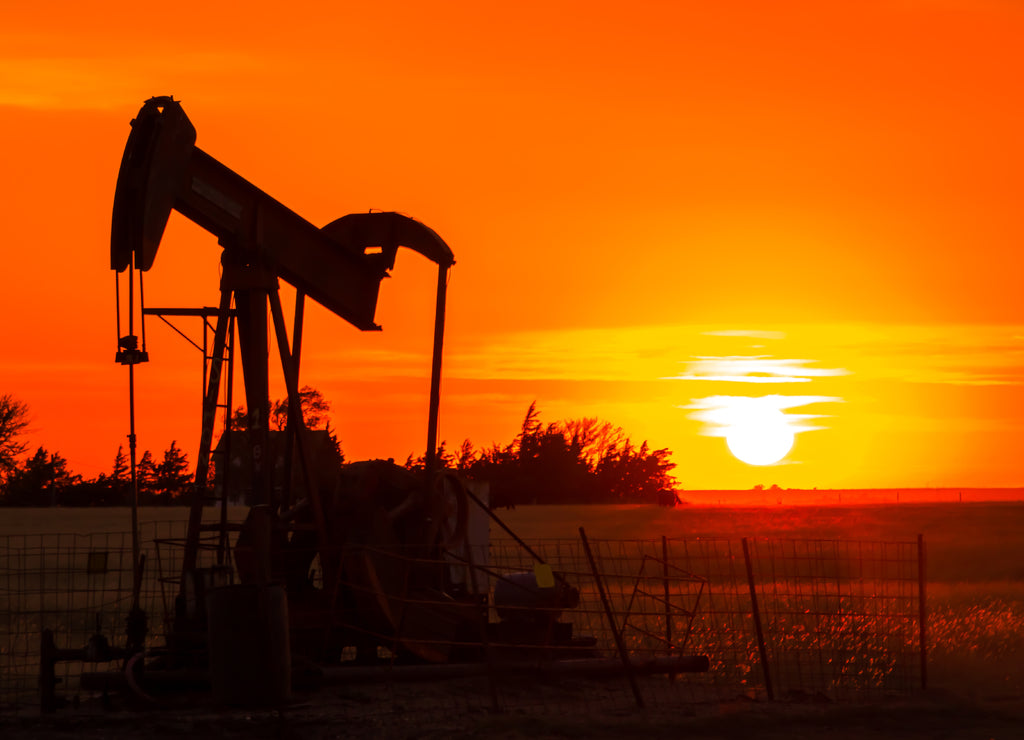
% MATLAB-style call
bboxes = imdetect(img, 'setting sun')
[725,403,794,466]
[688,395,798,467]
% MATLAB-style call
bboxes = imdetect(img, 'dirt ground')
[3,690,1024,740]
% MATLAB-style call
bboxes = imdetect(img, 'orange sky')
[2,1,1022,490]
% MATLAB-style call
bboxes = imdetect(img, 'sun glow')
[724,404,795,466]
[686,395,824,467]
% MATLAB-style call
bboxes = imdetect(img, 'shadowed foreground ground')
[2,691,1023,740]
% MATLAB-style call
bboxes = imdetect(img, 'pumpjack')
[41,96,709,712]
[105,97,589,702]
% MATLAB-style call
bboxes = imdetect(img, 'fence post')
[40,629,57,713]
[741,537,773,700]
[579,527,644,708]
[918,533,928,690]
[662,535,675,682]
[662,539,672,648]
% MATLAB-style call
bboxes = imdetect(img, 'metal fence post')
[742,537,773,700]
[662,535,675,682]
[579,527,644,708]
[918,533,928,690]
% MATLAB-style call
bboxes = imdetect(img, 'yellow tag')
[534,562,555,589]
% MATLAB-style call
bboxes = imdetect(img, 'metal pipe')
[268,288,327,552]
[139,269,147,353]
[126,264,141,615]
[461,485,548,567]
[114,272,122,349]
[424,264,448,478]
[218,312,235,565]
[281,290,305,506]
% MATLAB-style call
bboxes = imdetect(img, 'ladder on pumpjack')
[142,306,238,579]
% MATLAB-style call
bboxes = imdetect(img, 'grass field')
[495,501,1024,583]
[496,502,1024,699]
[3,500,1023,583]
[6,500,1023,583]
[2,502,1022,706]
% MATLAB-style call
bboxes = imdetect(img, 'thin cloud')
[703,329,786,340]
[914,372,1023,387]
[684,394,843,437]
[664,356,849,384]
[822,324,1024,386]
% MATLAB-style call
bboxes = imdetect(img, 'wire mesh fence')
[0,521,925,715]
[743,537,925,701]
[0,522,185,712]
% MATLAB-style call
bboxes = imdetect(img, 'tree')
[103,445,131,506]
[455,439,476,471]
[153,441,191,504]
[112,445,129,484]
[63,474,116,507]
[3,446,81,506]
[229,406,248,431]
[0,394,30,485]
[404,440,455,472]
[514,401,543,460]
[452,403,680,506]
[523,425,594,504]
[324,420,345,463]
[595,441,678,503]
[270,385,332,431]
[562,418,625,471]
[136,450,157,501]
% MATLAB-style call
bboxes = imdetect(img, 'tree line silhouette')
[0,392,197,507]
[408,401,680,506]
[0,392,680,507]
